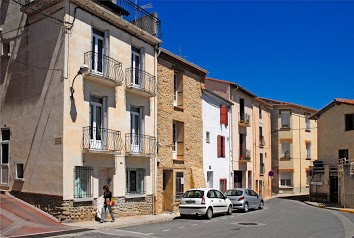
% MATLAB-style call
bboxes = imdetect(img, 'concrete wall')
[156,57,205,214]
[202,93,231,191]
[317,104,354,166]
[0,2,65,194]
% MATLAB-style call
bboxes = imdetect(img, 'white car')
[179,188,233,219]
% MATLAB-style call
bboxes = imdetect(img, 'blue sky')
[140,0,354,110]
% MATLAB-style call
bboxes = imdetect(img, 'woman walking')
[101,185,115,223]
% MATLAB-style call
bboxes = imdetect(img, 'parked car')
[179,188,233,219]
[225,188,264,212]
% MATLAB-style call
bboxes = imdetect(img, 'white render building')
[202,89,233,193]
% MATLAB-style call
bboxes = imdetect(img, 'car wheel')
[180,214,187,218]
[258,201,264,210]
[205,207,213,219]
[244,202,249,213]
[227,205,233,215]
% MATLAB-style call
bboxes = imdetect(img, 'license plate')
[186,200,195,204]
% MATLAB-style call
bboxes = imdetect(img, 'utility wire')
[10,58,62,72]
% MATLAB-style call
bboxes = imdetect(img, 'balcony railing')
[125,68,157,96]
[125,133,156,156]
[259,135,265,147]
[239,149,251,161]
[281,151,291,159]
[84,51,124,85]
[82,127,123,152]
[20,0,162,39]
[239,112,250,126]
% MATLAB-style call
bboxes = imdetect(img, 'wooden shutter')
[217,135,221,158]
[222,136,225,158]
[220,105,228,126]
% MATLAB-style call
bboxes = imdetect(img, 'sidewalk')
[65,213,179,230]
[304,201,354,214]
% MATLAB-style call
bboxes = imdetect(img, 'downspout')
[153,46,161,215]
[252,98,256,190]
[299,110,302,193]
[230,86,239,188]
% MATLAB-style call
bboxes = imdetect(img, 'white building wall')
[202,94,231,191]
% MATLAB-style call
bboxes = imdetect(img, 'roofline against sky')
[310,98,354,119]
[260,97,318,113]
[205,77,257,98]
[203,89,234,106]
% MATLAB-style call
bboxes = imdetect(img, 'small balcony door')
[131,47,141,87]
[90,96,104,149]
[92,29,105,75]
[130,106,142,153]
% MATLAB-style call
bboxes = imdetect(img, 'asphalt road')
[55,198,354,238]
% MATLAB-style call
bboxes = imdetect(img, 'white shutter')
[140,47,145,71]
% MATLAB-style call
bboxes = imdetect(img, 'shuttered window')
[217,135,226,158]
[220,105,228,126]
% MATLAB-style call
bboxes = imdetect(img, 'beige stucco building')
[309,98,354,207]
[156,48,207,213]
[262,99,318,195]
[0,0,162,221]
[252,98,272,198]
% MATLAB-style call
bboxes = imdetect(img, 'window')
[92,28,105,74]
[214,189,225,199]
[281,140,291,158]
[345,114,354,131]
[279,172,292,187]
[1,42,10,56]
[339,149,349,164]
[126,168,145,196]
[260,153,264,174]
[16,164,24,180]
[217,135,225,158]
[1,129,10,185]
[173,121,184,159]
[305,113,311,131]
[219,179,227,193]
[220,105,228,126]
[280,110,291,128]
[74,166,93,199]
[206,131,210,143]
[259,105,262,119]
[259,126,264,147]
[306,142,311,159]
[175,172,184,197]
[129,106,144,153]
[173,72,183,107]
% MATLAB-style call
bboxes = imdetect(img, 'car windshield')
[182,190,204,198]
[225,190,243,196]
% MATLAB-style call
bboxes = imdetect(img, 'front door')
[163,170,173,212]
[207,171,213,188]
[90,96,103,149]
[130,107,141,153]
[131,47,141,87]
[330,176,338,203]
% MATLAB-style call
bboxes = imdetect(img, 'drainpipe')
[252,98,256,190]
[230,86,239,188]
[299,110,302,193]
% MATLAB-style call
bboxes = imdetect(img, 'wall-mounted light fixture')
[70,64,89,100]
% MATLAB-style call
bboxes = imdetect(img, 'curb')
[107,216,178,229]
[304,201,354,214]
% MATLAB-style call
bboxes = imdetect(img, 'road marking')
[191,224,198,226]
[222,218,226,219]
[147,233,155,235]
[178,226,185,228]
[204,221,211,223]
[163,229,171,232]
[231,216,235,218]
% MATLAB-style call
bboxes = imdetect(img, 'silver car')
[225,188,264,212]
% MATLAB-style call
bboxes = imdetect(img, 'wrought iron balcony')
[20,0,162,40]
[239,149,251,161]
[125,68,157,97]
[84,51,124,86]
[82,127,123,152]
[259,135,265,147]
[239,112,250,127]
[125,133,156,156]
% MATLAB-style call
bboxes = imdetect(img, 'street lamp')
[70,64,89,100]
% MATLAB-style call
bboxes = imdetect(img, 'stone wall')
[156,56,206,214]
[11,192,153,222]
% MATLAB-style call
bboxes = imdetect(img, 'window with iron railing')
[126,168,145,196]
[74,166,93,200]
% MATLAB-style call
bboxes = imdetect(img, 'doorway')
[329,176,338,203]
[234,171,242,188]
[163,170,173,212]
[98,168,113,197]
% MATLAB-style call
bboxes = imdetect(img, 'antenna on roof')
[179,45,188,59]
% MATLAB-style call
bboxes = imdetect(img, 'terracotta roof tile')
[335,98,354,105]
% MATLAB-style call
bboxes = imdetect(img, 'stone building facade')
[0,0,162,221]
[156,48,207,214]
